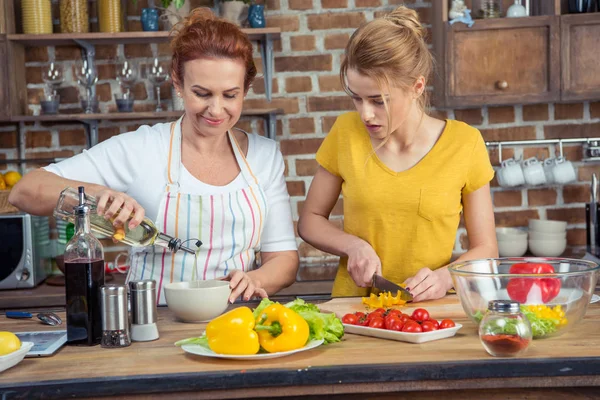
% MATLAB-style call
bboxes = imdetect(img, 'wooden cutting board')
[318,295,469,321]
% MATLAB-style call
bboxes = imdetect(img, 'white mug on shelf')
[543,158,556,184]
[499,158,525,187]
[552,157,577,184]
[522,157,546,186]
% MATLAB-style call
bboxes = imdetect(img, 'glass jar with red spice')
[479,300,532,357]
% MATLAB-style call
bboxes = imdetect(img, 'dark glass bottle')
[64,186,105,346]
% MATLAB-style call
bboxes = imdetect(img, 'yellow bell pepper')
[362,291,407,308]
[255,304,309,353]
[205,307,260,355]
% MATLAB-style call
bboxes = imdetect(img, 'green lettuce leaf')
[285,298,344,344]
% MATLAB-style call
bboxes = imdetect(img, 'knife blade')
[371,274,413,302]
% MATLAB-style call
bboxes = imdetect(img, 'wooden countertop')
[1,295,600,399]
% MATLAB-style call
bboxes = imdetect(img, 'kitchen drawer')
[444,16,560,107]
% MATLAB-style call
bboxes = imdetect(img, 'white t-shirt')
[44,122,297,253]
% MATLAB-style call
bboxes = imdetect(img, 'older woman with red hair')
[9,9,299,304]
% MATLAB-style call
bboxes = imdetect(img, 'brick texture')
[307,13,366,30]
[488,106,515,124]
[276,55,332,72]
[285,77,312,93]
[290,35,316,51]
[522,104,549,121]
[454,108,483,125]
[554,103,584,120]
[527,189,557,206]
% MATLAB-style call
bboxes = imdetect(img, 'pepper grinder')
[129,280,159,341]
[101,284,131,348]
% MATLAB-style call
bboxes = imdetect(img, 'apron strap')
[229,129,260,186]
[165,117,184,193]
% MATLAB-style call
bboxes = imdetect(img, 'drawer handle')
[496,80,509,90]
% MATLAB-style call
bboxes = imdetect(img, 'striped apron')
[126,118,268,305]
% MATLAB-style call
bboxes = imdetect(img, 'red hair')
[170,8,257,92]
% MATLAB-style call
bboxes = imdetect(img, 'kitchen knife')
[371,274,413,302]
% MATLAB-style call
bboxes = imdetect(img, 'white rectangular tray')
[343,323,463,344]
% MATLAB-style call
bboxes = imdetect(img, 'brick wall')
[2,0,600,265]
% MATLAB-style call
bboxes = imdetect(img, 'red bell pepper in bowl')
[506,262,561,304]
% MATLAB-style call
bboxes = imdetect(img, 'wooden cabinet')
[433,0,600,108]
[561,14,600,101]
[0,37,8,119]
[444,17,560,107]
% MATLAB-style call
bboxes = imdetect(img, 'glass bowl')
[449,257,599,338]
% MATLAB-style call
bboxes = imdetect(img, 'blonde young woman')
[298,6,498,302]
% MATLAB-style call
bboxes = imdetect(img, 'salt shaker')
[129,280,159,341]
[101,284,131,348]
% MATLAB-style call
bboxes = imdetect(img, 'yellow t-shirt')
[315,112,494,297]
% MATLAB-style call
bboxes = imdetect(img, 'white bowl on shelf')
[529,231,567,240]
[496,227,528,241]
[528,219,567,233]
[0,341,34,373]
[529,238,567,257]
[498,238,528,257]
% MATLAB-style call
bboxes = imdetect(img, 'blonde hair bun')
[385,6,426,40]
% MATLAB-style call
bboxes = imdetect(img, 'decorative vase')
[221,1,248,26]
[248,4,265,28]
[506,0,527,17]
[141,8,159,31]
[160,1,192,30]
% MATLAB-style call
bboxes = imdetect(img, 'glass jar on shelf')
[60,0,89,33]
[473,0,503,19]
[21,0,53,34]
[478,300,532,357]
[98,0,123,33]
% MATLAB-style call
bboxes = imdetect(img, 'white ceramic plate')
[0,342,34,373]
[591,294,600,304]
[181,339,324,360]
[343,324,463,344]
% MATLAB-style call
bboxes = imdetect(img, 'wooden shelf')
[7,108,282,122]
[6,29,281,46]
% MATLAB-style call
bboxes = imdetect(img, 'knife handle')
[6,311,33,319]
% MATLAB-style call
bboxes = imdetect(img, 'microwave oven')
[0,213,52,290]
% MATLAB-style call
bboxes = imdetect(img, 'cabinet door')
[561,14,600,102]
[445,16,560,107]
[0,37,9,120]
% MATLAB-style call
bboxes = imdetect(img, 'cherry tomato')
[399,314,412,324]
[368,317,384,329]
[354,312,366,320]
[402,321,423,333]
[342,314,358,325]
[373,308,386,314]
[421,321,438,332]
[386,309,402,318]
[367,313,383,323]
[390,320,404,331]
[411,308,430,323]
[439,319,456,329]
[356,316,369,326]
[384,315,400,330]
[428,318,439,329]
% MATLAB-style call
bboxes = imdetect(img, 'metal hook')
[498,143,503,164]
[558,139,564,158]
